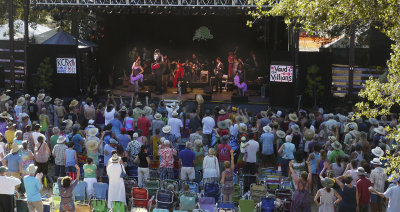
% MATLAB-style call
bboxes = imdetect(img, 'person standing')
[335,176,357,212]
[107,154,126,209]
[290,161,312,212]
[158,140,177,180]
[83,157,97,197]
[24,164,43,212]
[0,166,21,211]
[221,149,235,202]
[137,112,151,137]
[217,135,232,173]
[179,142,196,181]
[3,142,22,189]
[202,148,220,184]
[151,113,165,135]
[356,167,372,212]
[278,135,296,177]
[58,164,80,212]
[260,125,275,168]
[52,136,67,178]
[241,132,259,175]
[213,57,224,93]
[126,134,142,167]
[314,177,342,212]
[369,175,400,212]
[135,145,150,187]
[202,111,215,147]
[370,158,387,212]
[168,111,183,141]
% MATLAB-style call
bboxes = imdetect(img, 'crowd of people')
[0,90,399,212]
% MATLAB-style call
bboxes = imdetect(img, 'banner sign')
[56,58,76,74]
[270,65,293,82]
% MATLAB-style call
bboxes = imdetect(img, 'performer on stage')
[162,55,171,92]
[152,49,163,95]
[172,60,184,88]
[234,70,247,96]
[131,57,144,93]
[212,57,224,93]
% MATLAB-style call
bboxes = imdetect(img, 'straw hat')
[232,107,237,112]
[172,111,179,117]
[17,97,25,106]
[154,113,162,120]
[356,167,368,176]
[288,113,298,122]
[87,127,99,137]
[11,142,20,153]
[328,136,337,143]
[69,99,79,108]
[26,164,38,175]
[372,146,384,157]
[331,141,342,150]
[263,126,272,133]
[290,124,300,133]
[64,119,73,129]
[304,129,315,140]
[374,126,385,135]
[37,93,45,101]
[225,119,232,126]
[239,124,247,133]
[120,106,127,112]
[57,136,66,144]
[345,122,358,132]
[321,177,335,188]
[219,110,226,115]
[144,106,152,115]
[217,121,228,130]
[194,139,202,146]
[86,139,99,151]
[44,96,52,103]
[260,111,268,118]
[235,116,246,123]
[276,130,286,138]
[0,111,10,119]
[370,158,382,165]
[7,123,16,129]
[162,125,171,134]
[0,94,10,102]
[135,102,142,107]
[195,94,204,104]
[111,154,120,163]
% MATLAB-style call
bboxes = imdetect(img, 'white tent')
[0,20,53,41]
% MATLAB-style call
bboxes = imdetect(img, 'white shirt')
[370,167,387,192]
[241,139,259,163]
[168,118,183,138]
[0,175,21,194]
[0,143,4,161]
[229,124,238,138]
[104,108,115,125]
[202,116,215,135]
[166,106,179,119]
[345,169,359,186]
[32,132,45,145]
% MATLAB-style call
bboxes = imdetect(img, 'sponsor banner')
[56,58,76,74]
[270,65,293,82]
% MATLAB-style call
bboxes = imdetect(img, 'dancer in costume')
[131,57,144,93]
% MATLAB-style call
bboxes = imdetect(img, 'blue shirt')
[179,148,195,167]
[110,119,123,137]
[260,132,274,155]
[65,148,76,167]
[118,134,130,150]
[4,153,22,172]
[385,185,400,212]
[309,152,321,174]
[24,175,42,202]
[71,134,84,154]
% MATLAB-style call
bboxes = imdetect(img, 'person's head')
[106,105,113,112]
[87,157,93,165]
[294,151,304,162]
[37,134,45,143]
[335,155,342,165]
[343,176,353,185]
[300,171,308,181]
[313,144,322,153]
[0,166,7,176]
[167,184,174,192]
[67,142,74,148]
[14,130,22,140]
[22,140,28,150]
[320,150,327,159]
[186,142,192,149]
[183,184,189,192]
[208,148,215,156]
[25,124,31,132]
[224,161,231,169]
[62,176,72,188]
[155,128,160,135]
[140,145,147,153]
[34,124,41,131]
[53,127,60,135]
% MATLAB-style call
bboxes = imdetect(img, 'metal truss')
[30,0,276,8]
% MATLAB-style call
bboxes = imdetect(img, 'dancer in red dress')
[172,61,184,88]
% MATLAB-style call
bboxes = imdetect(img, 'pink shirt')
[217,143,232,162]
[158,147,177,168]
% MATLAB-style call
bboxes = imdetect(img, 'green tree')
[36,57,53,90]
[193,26,214,41]
[305,65,324,107]
[248,0,400,179]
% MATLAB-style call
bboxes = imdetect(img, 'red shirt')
[356,176,372,205]
[217,143,232,162]
[137,116,151,136]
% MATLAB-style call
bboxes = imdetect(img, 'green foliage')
[37,57,53,90]
[193,26,214,41]
[304,65,324,97]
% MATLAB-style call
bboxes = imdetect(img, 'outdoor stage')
[111,84,269,104]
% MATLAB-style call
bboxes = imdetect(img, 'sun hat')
[86,139,99,151]
[288,113,298,122]
[217,121,228,130]
[0,111,10,119]
[263,126,272,133]
[25,94,30,99]
[111,154,120,163]
[57,136,66,144]
[285,135,292,143]
[239,124,247,133]
[109,138,118,144]
[374,126,385,135]
[368,118,379,126]
[276,130,286,138]
[276,110,282,118]
[356,167,368,176]
[69,99,79,108]
[64,119,73,129]
[144,106,153,115]
[345,122,358,132]
[219,110,226,115]
[371,146,384,157]
[235,116,246,123]
[304,129,315,140]
[172,111,179,117]
[87,127,99,137]
[232,107,237,112]
[120,106,127,112]
[17,97,25,106]
[44,96,52,103]
[162,125,171,134]
[26,164,38,175]
[370,158,382,165]
[321,177,335,188]
[309,113,315,120]
[0,94,10,102]
[11,142,20,153]
[88,119,95,125]
[154,113,162,120]
[194,139,202,146]
[241,136,247,142]
[30,96,36,102]
[195,94,204,104]
[7,123,17,129]
[0,166,8,173]
[331,141,342,150]
[328,136,337,143]
[290,124,300,133]
[37,93,45,101]
[132,133,139,138]
[135,102,142,107]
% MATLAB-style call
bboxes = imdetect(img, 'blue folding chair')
[73,181,88,203]
[217,202,235,211]
[92,182,108,200]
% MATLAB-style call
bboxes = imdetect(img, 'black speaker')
[231,95,248,103]
[138,91,151,99]
[203,86,213,95]
[203,94,212,102]
[0,66,4,89]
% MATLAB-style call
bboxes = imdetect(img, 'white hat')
[26,164,38,175]
[276,110,282,118]
[263,126,272,133]
[372,146,384,157]
[370,158,382,165]
[87,127,99,137]
[30,97,36,102]
[162,125,171,134]
[172,111,179,117]
[132,133,139,138]
[57,136,66,144]
[373,126,385,135]
[88,119,95,125]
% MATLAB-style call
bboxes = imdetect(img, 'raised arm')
[289,161,298,184]
[335,176,345,191]
[306,161,312,185]
[230,149,235,170]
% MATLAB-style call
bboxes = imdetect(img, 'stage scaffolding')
[30,0,276,8]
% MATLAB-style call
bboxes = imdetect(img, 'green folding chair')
[239,199,255,212]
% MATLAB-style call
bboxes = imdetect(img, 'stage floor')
[112,85,269,104]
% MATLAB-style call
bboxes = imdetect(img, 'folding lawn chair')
[53,183,59,196]
[250,183,267,204]
[153,209,169,212]
[50,195,61,212]
[260,197,275,212]
[238,199,255,212]
[73,181,88,204]
[162,179,179,192]
[179,192,196,211]
[131,187,150,209]
[217,202,235,212]
[90,182,108,212]
[156,190,174,210]
[198,197,215,212]
[181,181,199,194]
[145,179,160,200]
[111,201,126,212]
[204,182,220,202]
